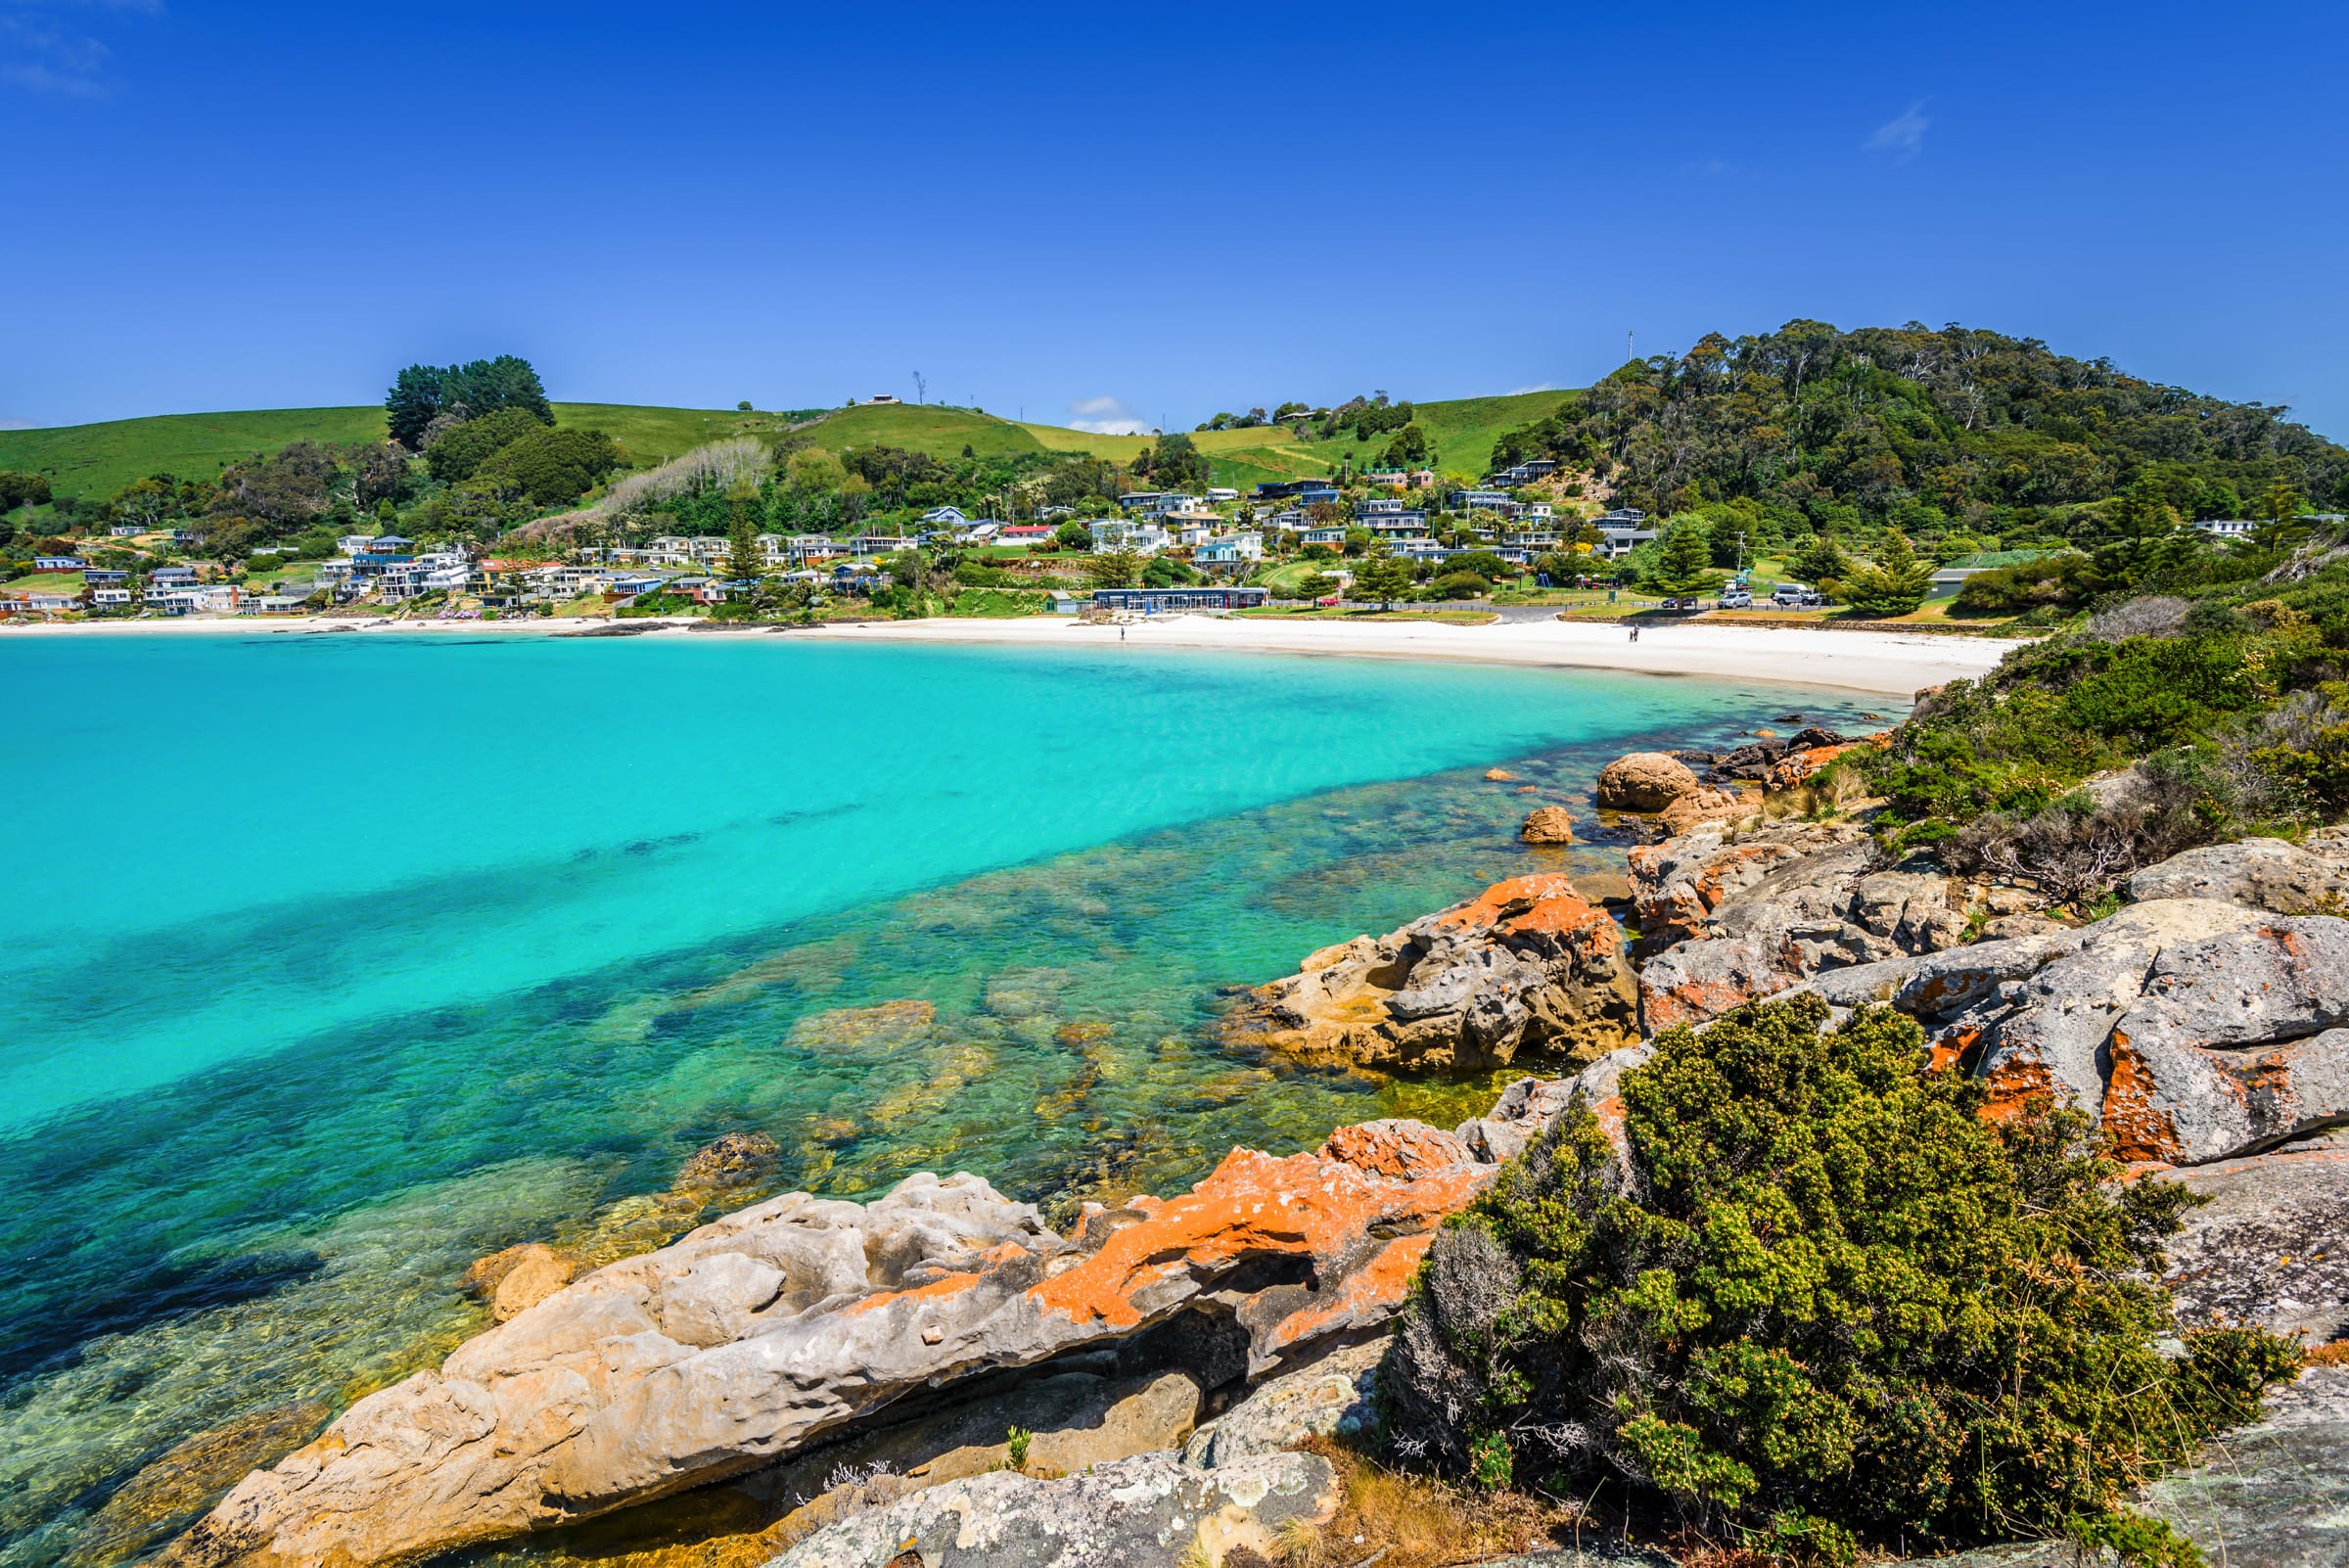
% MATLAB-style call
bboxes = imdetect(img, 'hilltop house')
[33,555,88,572]
[920,505,969,528]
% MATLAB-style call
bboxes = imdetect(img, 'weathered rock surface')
[1228,874,1638,1071]
[1595,752,1699,811]
[766,1450,1339,1568]
[1943,900,2349,1163]
[2128,835,2349,914]
[463,1241,576,1323]
[167,1119,1525,1568]
[1657,785,1757,837]
[1519,806,1576,844]
[1627,818,1869,949]
[2157,1131,2349,1340]
[1628,818,1969,1030]
[1183,1337,1384,1469]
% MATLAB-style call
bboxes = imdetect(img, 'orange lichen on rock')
[1024,1143,1492,1336]
[2096,1032,2188,1163]
[1978,1056,2059,1124]
[1258,1232,1436,1357]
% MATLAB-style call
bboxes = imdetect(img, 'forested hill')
[1492,321,2349,537]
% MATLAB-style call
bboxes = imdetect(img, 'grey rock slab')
[1184,1336,1384,1468]
[2129,837,2349,915]
[2160,1133,2349,1340]
[764,1449,1338,1567]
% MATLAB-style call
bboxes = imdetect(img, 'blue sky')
[5,1,2345,438]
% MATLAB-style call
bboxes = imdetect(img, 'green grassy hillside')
[2,388,1585,503]
[1285,389,1580,479]
[0,403,775,500]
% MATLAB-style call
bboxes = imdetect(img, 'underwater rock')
[1518,806,1576,844]
[784,1000,937,1056]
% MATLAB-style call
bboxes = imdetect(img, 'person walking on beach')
[1629,623,1639,642]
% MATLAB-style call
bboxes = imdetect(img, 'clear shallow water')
[0,632,1875,1566]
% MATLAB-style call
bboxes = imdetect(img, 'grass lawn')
[1283,389,1580,480]
[1,572,89,595]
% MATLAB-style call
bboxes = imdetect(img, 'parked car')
[1773,583,1824,608]
[1717,588,1753,609]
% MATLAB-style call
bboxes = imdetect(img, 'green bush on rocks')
[1382,994,2298,1563]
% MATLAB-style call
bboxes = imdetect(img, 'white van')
[1773,582,1823,608]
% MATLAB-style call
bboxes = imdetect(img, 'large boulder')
[164,1118,1535,1568]
[2128,836,2349,914]
[1228,874,1638,1071]
[1595,751,1700,811]
[1628,818,1868,948]
[768,1450,1340,1568]
[1951,901,2349,1163]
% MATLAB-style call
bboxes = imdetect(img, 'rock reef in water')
[1223,873,1640,1071]
[162,1118,1536,1568]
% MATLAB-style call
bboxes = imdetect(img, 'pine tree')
[1842,530,1934,617]
[1636,517,1720,597]
[1355,541,1418,608]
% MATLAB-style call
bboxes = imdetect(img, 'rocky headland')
[166,720,2349,1568]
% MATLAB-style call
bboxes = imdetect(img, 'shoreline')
[0,612,2025,697]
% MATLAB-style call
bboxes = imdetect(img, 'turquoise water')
[0,632,1873,1566]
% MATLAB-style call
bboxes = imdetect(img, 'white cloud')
[1678,158,1741,180]
[1864,100,1931,162]
[0,417,34,431]
[1065,394,1150,436]
[1506,382,1560,396]
[0,1,159,97]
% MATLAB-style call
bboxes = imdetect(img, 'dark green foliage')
[1849,561,2349,870]
[425,408,551,484]
[1129,432,1210,491]
[1952,552,2103,616]
[1380,421,1433,468]
[1637,517,1720,596]
[385,355,553,448]
[1429,569,1494,598]
[1485,322,2346,531]
[1383,995,2299,1557]
[0,472,52,510]
[1841,530,1933,617]
[473,426,622,504]
[1139,552,1203,588]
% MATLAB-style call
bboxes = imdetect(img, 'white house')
[920,505,969,528]
[1089,519,1170,555]
[1193,532,1264,568]
[2194,519,2256,538]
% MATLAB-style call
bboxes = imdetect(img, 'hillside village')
[3,327,2346,627]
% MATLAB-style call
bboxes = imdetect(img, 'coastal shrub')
[1381,994,2297,1560]
[1952,552,2102,617]
[1939,757,2210,903]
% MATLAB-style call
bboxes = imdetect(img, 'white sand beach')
[795,614,2021,697]
[4,612,2023,697]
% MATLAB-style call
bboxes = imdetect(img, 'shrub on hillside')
[1952,552,2103,617]
[473,426,622,504]
[424,407,552,484]
[1382,994,2296,1561]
